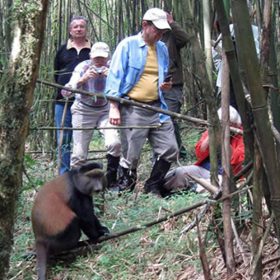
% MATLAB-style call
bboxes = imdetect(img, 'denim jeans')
[55,102,73,174]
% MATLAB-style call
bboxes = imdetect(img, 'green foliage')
[178,126,204,164]
[12,0,42,20]
[22,154,55,192]
[9,128,253,279]
[8,152,207,279]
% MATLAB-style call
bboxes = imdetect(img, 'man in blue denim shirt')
[106,8,178,197]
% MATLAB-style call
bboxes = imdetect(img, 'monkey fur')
[31,162,109,280]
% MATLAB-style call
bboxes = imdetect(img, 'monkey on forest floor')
[31,162,109,280]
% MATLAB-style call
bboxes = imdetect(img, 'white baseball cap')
[90,42,110,58]
[143,8,171,30]
[217,106,242,125]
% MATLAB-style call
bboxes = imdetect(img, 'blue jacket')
[105,33,170,122]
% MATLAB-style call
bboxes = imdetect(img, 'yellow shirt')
[128,45,158,102]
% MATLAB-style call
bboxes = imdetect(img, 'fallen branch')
[262,255,280,266]
[56,183,254,258]
[188,163,253,198]
[187,174,220,195]
[54,199,210,258]
[25,182,254,260]
[180,204,210,234]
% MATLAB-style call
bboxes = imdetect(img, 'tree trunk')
[231,0,280,243]
[221,56,236,274]
[0,1,48,278]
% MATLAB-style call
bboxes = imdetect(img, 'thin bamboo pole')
[221,55,236,274]
[36,79,209,126]
[57,98,69,175]
[32,125,161,130]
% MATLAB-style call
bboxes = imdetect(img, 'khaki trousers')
[119,103,178,170]
[71,101,121,168]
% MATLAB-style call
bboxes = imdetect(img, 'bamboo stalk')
[36,80,243,135]
[252,144,264,279]
[32,125,161,130]
[187,174,219,194]
[36,79,209,126]
[230,218,248,266]
[221,55,236,274]
[197,215,212,280]
[57,98,69,175]
[251,212,274,276]
[25,149,107,154]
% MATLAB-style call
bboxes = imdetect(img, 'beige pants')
[163,165,222,193]
[71,101,121,168]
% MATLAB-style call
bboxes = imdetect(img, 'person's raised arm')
[166,12,189,48]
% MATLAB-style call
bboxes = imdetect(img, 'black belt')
[142,100,160,107]
[132,99,160,106]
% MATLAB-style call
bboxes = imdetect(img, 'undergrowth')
[8,127,218,280]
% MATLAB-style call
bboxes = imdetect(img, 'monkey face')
[74,169,105,195]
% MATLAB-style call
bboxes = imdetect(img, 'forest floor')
[7,128,280,280]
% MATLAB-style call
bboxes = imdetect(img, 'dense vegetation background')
[1,0,280,279]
